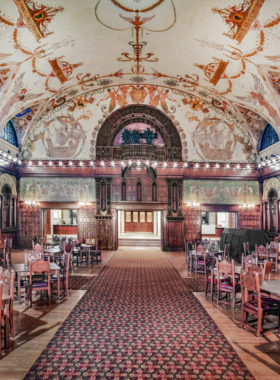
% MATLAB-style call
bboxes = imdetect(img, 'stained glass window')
[0,121,18,147]
[260,124,279,151]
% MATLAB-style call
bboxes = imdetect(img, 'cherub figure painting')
[235,74,280,126]
[0,73,43,122]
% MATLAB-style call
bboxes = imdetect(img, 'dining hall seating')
[1,269,15,351]
[216,259,241,310]
[29,258,51,307]
[240,271,280,338]
[51,252,70,298]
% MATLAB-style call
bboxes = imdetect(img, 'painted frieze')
[20,177,95,202]
[183,179,260,205]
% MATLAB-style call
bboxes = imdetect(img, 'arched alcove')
[96,104,182,160]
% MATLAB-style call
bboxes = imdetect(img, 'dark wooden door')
[43,209,51,237]
[125,211,153,233]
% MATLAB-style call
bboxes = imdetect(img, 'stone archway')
[95,104,182,160]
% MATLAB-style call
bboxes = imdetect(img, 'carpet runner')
[68,275,95,290]
[24,250,254,379]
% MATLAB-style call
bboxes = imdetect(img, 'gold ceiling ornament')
[110,0,165,13]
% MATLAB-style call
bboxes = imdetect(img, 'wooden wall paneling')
[112,178,122,202]
[96,216,113,250]
[19,202,41,248]
[183,207,201,243]
[78,207,96,241]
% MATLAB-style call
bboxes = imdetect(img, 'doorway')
[43,209,78,239]
[118,210,161,247]
[201,211,237,239]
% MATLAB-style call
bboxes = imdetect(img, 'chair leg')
[241,307,245,329]
[48,287,51,306]
[257,312,263,338]
[9,301,15,338]
[232,290,236,310]
[29,287,32,308]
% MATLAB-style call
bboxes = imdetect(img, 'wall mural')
[20,177,95,202]
[0,0,280,155]
[0,173,17,195]
[263,177,280,200]
[183,179,260,205]
[22,85,256,162]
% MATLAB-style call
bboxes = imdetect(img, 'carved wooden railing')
[96,145,182,160]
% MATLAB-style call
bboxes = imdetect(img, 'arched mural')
[0,173,17,196]
[263,177,280,200]
[22,86,257,162]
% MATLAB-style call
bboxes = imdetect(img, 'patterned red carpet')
[24,250,254,379]
[68,275,95,290]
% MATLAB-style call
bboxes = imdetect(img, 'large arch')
[95,104,182,160]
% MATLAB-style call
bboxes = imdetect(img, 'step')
[119,238,161,247]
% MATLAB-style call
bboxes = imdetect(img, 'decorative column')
[96,178,101,215]
[166,179,172,216]
[106,178,112,215]
[258,180,263,230]
[178,179,183,217]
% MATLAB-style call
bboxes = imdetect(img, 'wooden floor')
[0,249,280,379]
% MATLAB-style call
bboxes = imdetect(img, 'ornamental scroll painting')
[20,177,96,202]
[183,180,259,205]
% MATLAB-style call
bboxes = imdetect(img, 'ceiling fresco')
[0,0,280,161]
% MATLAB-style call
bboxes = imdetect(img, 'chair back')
[5,238,12,252]
[243,242,250,256]
[32,236,38,243]
[65,243,72,253]
[217,259,235,285]
[202,239,210,249]
[52,235,60,243]
[61,236,67,242]
[0,269,15,299]
[240,271,261,306]
[246,264,263,282]
[39,237,47,245]
[195,244,206,256]
[33,243,43,254]
[25,251,41,264]
[59,240,66,251]
[242,254,257,268]
[263,259,273,280]
[208,241,219,253]
[255,244,268,259]
[204,253,215,275]
[195,240,202,246]
[223,243,230,260]
[30,258,50,278]
[268,243,278,252]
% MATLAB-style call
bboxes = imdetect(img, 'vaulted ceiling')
[0,0,280,162]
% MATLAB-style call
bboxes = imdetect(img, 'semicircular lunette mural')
[113,123,165,146]
[22,84,257,162]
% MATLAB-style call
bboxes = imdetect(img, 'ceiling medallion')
[110,0,165,12]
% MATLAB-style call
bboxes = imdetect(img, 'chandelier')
[78,201,92,209]
[186,201,200,208]
[239,204,255,210]
[25,200,40,207]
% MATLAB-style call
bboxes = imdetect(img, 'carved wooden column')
[106,178,112,215]
[166,179,172,216]
[96,178,101,215]
[259,180,263,230]
[178,179,183,217]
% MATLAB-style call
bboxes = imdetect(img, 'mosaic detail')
[183,180,260,205]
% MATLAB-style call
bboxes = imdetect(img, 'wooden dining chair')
[29,258,51,307]
[240,271,280,338]
[242,254,258,268]
[194,244,207,274]
[0,240,6,267]
[25,251,41,264]
[216,259,241,310]
[72,240,81,266]
[223,243,230,261]
[243,242,250,256]
[204,253,216,299]
[208,241,219,254]
[263,259,273,281]
[254,244,268,265]
[4,239,12,269]
[64,243,72,271]
[51,252,70,298]
[1,269,15,345]
[202,239,210,251]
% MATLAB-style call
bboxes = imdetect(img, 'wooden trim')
[112,202,168,211]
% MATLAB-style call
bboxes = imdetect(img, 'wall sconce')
[25,200,40,207]
[78,201,92,209]
[239,204,255,211]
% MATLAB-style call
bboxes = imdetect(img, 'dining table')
[13,262,62,302]
[44,247,64,261]
[81,244,96,265]
[2,293,11,348]
[260,280,280,301]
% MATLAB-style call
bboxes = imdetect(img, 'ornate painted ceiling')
[0,0,280,162]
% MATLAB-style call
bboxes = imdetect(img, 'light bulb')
[39,161,43,166]
[69,161,73,166]
[49,161,53,166]
[173,162,177,167]
[206,163,209,168]
[163,162,167,167]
